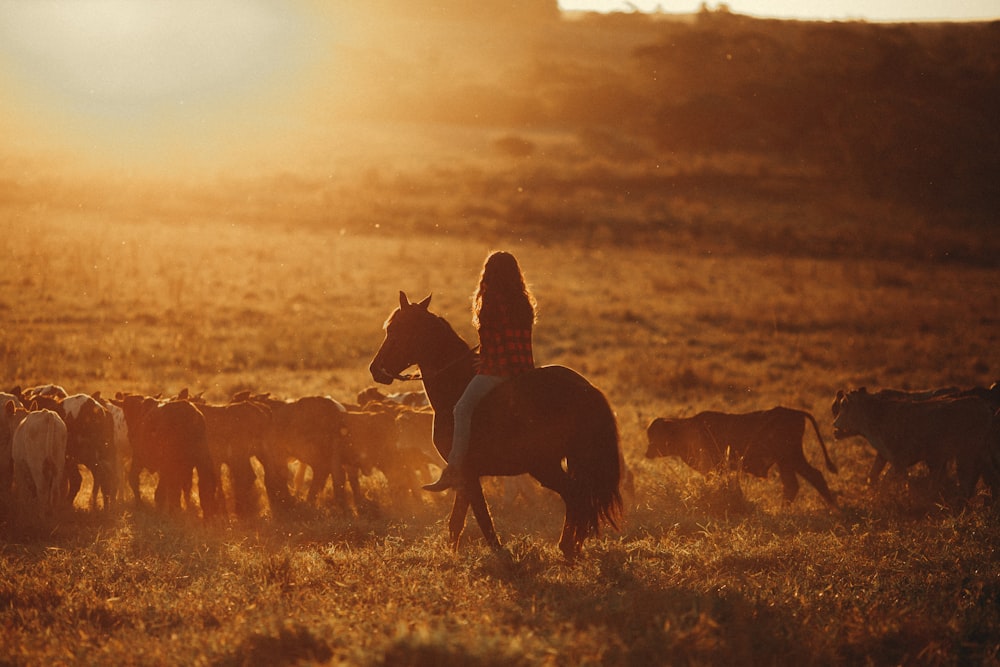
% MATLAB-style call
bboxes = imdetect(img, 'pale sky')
[559,0,1000,21]
[1,0,996,177]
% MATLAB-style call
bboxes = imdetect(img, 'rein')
[392,344,479,383]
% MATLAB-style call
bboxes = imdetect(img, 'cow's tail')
[803,411,838,474]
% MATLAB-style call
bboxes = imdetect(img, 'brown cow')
[342,408,397,475]
[832,387,997,498]
[357,386,429,409]
[61,394,117,510]
[342,406,442,505]
[832,384,1000,485]
[252,395,360,512]
[117,395,219,518]
[357,392,442,487]
[645,407,837,505]
[199,400,271,518]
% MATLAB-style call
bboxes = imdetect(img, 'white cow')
[11,408,67,515]
[96,396,131,503]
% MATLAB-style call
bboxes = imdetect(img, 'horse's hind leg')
[465,481,501,551]
[531,466,580,560]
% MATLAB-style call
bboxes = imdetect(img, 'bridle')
[387,344,479,383]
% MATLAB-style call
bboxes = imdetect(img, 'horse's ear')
[399,291,409,309]
[417,294,432,309]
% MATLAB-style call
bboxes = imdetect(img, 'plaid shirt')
[477,319,534,378]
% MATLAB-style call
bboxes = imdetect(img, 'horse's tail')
[566,388,623,540]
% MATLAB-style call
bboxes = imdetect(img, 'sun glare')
[0,0,332,174]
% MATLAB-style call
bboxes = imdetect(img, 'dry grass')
[3,9,999,664]
[1,207,999,665]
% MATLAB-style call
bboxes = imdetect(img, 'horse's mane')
[431,312,467,343]
[386,306,470,350]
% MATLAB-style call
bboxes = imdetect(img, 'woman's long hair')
[473,251,536,330]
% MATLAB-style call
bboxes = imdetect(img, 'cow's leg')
[181,468,195,512]
[156,468,186,513]
[155,474,176,512]
[867,454,889,486]
[258,453,293,512]
[955,454,982,500]
[153,475,168,512]
[252,440,290,511]
[103,462,119,510]
[196,463,220,519]
[115,453,128,503]
[90,464,106,510]
[43,459,61,514]
[88,469,100,510]
[796,462,837,506]
[310,460,337,507]
[92,461,116,510]
[129,463,143,507]
[345,465,365,511]
[14,459,34,519]
[65,463,83,508]
[977,451,1000,502]
[926,458,951,496]
[230,457,259,518]
[777,464,801,503]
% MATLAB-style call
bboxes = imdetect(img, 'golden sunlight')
[0,0,334,174]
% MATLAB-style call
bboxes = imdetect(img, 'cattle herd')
[1,379,998,525]
[0,383,439,523]
[646,382,1000,506]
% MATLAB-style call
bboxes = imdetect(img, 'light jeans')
[448,374,505,468]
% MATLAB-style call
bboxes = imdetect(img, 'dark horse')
[369,292,623,559]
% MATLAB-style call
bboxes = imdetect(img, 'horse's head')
[369,291,434,385]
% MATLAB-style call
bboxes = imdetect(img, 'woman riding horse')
[369,284,623,558]
[423,250,536,492]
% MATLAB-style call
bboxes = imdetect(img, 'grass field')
[2,202,999,665]
[2,7,999,665]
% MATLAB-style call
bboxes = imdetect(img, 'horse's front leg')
[448,490,471,550]
[465,480,501,551]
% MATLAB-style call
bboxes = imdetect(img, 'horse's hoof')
[486,542,515,567]
[559,543,581,563]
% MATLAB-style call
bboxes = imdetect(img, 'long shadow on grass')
[477,546,800,666]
